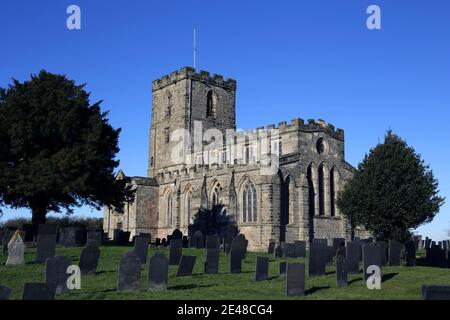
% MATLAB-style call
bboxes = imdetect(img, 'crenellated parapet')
[152,67,237,92]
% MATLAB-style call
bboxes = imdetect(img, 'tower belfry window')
[206,90,217,118]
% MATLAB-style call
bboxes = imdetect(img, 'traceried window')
[184,190,192,226]
[241,181,257,223]
[211,183,221,206]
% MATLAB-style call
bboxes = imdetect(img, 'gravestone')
[336,244,346,259]
[326,246,335,265]
[255,257,269,281]
[118,231,131,246]
[2,227,18,256]
[171,228,183,240]
[426,244,446,267]
[363,243,381,281]
[191,230,204,249]
[313,238,328,246]
[279,261,287,278]
[117,251,141,292]
[294,241,306,258]
[45,256,71,295]
[155,238,161,246]
[284,243,296,258]
[22,224,36,242]
[230,249,242,273]
[206,235,220,250]
[35,234,57,264]
[332,238,345,251]
[161,238,167,247]
[22,283,55,300]
[167,235,173,245]
[148,252,169,291]
[87,230,103,245]
[38,224,57,236]
[404,240,416,266]
[388,240,402,266]
[309,242,327,277]
[422,285,450,300]
[169,239,183,266]
[60,227,77,247]
[336,255,348,287]
[268,240,276,255]
[286,262,305,296]
[204,248,220,274]
[231,234,248,261]
[346,241,361,274]
[134,234,150,264]
[176,256,196,276]
[6,230,25,266]
[0,285,11,300]
[376,241,388,266]
[182,236,189,248]
[274,245,283,259]
[79,240,101,275]
[424,238,432,250]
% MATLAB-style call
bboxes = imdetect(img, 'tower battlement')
[152,67,237,92]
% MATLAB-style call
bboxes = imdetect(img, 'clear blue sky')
[1,0,449,240]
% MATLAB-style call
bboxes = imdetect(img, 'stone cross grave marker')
[148,252,169,291]
[6,230,25,266]
[22,283,54,300]
[294,241,306,258]
[134,234,150,264]
[309,242,327,277]
[286,262,305,297]
[336,255,348,287]
[388,240,402,266]
[45,256,71,295]
[79,240,101,275]
[117,251,141,292]
[36,234,57,264]
[363,243,382,281]
[169,238,183,266]
[255,257,269,281]
[176,256,196,277]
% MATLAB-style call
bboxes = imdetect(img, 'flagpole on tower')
[193,28,196,69]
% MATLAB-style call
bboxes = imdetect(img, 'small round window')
[316,138,325,154]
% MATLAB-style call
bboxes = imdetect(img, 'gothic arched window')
[241,181,257,223]
[184,190,192,227]
[206,90,217,118]
[166,192,173,226]
[211,183,221,206]
[318,163,325,216]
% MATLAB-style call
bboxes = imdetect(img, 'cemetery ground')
[1,246,449,300]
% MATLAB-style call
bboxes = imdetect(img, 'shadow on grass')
[305,286,330,295]
[96,270,116,275]
[169,284,216,291]
[382,272,399,282]
[325,271,335,275]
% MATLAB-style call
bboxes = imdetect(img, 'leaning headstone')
[0,285,11,300]
[376,241,388,266]
[294,241,306,258]
[255,257,269,281]
[176,256,196,277]
[79,240,100,275]
[134,234,150,264]
[35,234,57,264]
[286,262,305,296]
[422,285,450,300]
[274,245,283,259]
[22,283,54,300]
[346,241,361,274]
[309,242,327,277]
[204,248,220,274]
[117,251,141,292]
[6,230,25,266]
[388,240,402,266]
[169,239,183,266]
[280,261,287,278]
[171,228,183,240]
[148,252,169,291]
[363,243,381,281]
[284,243,296,258]
[268,240,276,255]
[405,241,416,267]
[45,256,71,295]
[336,255,348,287]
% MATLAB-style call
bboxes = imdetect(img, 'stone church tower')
[103,67,370,251]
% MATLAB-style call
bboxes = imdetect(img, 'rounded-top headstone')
[171,229,183,240]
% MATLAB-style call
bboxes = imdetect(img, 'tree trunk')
[31,205,47,227]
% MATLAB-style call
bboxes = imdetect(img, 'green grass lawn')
[0,245,449,300]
